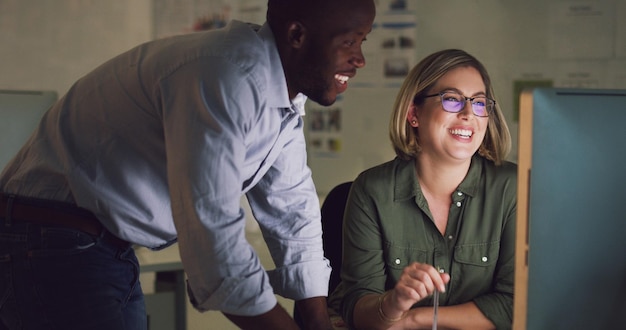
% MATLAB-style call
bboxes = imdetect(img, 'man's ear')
[286,21,306,49]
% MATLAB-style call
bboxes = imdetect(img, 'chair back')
[293,181,352,326]
[321,181,353,293]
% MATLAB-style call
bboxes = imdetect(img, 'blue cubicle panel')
[0,90,57,171]
[526,88,626,329]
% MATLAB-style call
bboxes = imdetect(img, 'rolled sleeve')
[268,258,332,300]
[247,120,331,300]
[186,259,277,316]
[473,293,513,330]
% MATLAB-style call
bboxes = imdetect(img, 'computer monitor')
[514,88,626,330]
[0,89,58,171]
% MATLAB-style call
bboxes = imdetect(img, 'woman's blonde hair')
[389,49,511,164]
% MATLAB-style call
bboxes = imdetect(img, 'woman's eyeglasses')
[423,91,495,117]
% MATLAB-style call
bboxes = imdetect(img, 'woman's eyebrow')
[438,87,487,97]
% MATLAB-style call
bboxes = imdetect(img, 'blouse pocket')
[451,241,500,297]
[384,242,430,284]
[454,241,499,266]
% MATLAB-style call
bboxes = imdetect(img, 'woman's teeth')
[450,129,473,138]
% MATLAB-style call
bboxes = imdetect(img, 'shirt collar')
[457,155,482,197]
[258,23,308,115]
[393,155,484,201]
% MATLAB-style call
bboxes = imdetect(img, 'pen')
[433,266,443,330]
[432,289,439,330]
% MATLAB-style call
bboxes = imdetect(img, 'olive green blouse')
[330,155,517,330]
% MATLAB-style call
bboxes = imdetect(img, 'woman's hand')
[390,262,450,312]
[353,263,452,329]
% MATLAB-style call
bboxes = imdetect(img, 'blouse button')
[456,201,462,207]
[447,235,453,240]
[395,258,401,265]
[457,191,463,196]
[482,256,488,262]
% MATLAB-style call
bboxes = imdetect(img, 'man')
[0,0,376,329]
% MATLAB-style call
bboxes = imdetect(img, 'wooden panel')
[512,89,534,330]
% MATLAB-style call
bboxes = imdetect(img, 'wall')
[0,0,153,95]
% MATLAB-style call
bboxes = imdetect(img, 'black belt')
[1,193,131,249]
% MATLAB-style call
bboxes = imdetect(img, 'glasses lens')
[440,92,464,112]
[439,92,493,117]
[471,97,489,117]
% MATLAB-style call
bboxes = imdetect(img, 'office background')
[2,0,625,196]
[1,0,625,329]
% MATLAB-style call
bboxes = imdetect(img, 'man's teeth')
[335,74,349,84]
[450,129,472,138]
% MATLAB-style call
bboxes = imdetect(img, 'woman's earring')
[411,120,417,125]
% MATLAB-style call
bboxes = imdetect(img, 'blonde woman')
[330,49,515,329]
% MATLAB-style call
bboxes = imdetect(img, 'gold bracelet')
[377,291,405,324]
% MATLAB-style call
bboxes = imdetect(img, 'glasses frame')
[422,91,496,117]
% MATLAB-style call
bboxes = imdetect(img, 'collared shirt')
[0,20,330,316]
[332,155,517,329]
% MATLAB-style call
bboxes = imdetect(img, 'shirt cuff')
[473,293,513,330]
[268,258,331,300]
[186,268,277,316]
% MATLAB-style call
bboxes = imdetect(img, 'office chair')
[293,181,353,327]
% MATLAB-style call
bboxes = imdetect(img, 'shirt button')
[395,258,401,265]
[457,191,463,196]
[456,201,462,207]
[482,256,488,262]
[447,235,453,240]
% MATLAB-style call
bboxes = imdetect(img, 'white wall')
[0,0,153,95]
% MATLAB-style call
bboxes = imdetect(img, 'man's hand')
[224,303,299,330]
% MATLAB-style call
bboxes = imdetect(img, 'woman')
[330,49,516,329]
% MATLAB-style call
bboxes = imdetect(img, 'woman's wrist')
[377,291,406,324]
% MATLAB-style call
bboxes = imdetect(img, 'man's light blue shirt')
[0,20,331,316]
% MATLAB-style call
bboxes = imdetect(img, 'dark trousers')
[0,221,147,330]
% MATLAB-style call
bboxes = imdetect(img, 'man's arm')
[224,303,299,330]
[246,114,333,326]
[295,296,333,330]
[224,297,334,330]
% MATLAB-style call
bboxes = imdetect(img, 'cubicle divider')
[514,88,626,329]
